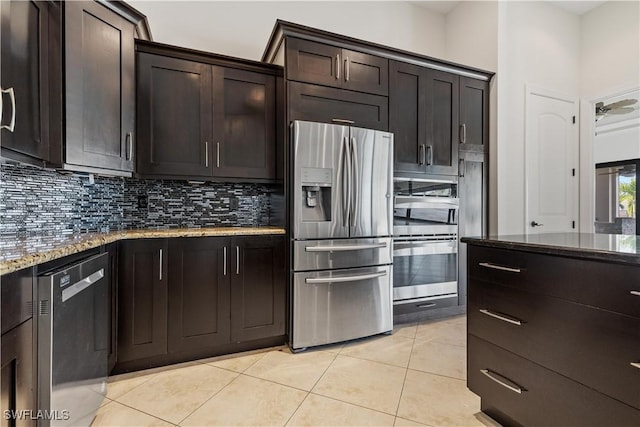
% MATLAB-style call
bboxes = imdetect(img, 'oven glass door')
[393,180,458,236]
[392,238,457,301]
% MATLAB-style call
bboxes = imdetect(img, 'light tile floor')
[93,315,501,427]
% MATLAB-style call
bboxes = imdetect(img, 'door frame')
[524,84,579,234]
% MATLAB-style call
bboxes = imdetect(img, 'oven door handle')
[305,271,387,284]
[305,243,387,252]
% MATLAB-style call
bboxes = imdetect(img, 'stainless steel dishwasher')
[37,252,109,427]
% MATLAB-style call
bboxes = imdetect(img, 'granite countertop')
[0,227,286,275]
[461,232,640,265]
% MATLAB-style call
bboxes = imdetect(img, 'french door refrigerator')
[292,120,393,351]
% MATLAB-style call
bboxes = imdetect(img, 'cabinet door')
[106,243,118,373]
[230,236,286,343]
[389,61,426,174]
[118,239,168,362]
[65,1,135,172]
[289,81,388,131]
[137,53,213,178]
[167,238,230,353]
[425,69,459,175]
[286,38,341,89]
[341,49,388,96]
[457,151,488,305]
[0,0,50,163]
[1,320,35,427]
[214,68,276,180]
[459,77,489,152]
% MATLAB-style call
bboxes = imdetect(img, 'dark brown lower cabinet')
[1,320,35,427]
[118,239,168,363]
[117,235,286,371]
[106,243,118,373]
[231,236,286,342]
[168,238,230,353]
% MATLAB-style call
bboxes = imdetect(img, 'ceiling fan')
[595,98,638,121]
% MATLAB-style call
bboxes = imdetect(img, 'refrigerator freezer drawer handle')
[305,243,387,252]
[61,269,105,302]
[305,271,387,284]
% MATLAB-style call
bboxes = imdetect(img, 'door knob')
[530,221,544,227]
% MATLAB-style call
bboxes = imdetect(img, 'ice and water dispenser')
[300,167,332,222]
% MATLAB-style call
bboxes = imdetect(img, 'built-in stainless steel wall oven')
[393,178,459,315]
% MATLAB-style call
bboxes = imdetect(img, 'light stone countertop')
[0,227,286,275]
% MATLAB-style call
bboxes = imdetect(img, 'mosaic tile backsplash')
[0,163,274,238]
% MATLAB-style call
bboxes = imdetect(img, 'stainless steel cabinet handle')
[125,132,133,161]
[159,249,163,281]
[480,369,524,394]
[479,309,523,326]
[416,302,436,309]
[332,118,355,124]
[0,87,16,132]
[479,262,522,273]
[631,362,640,369]
[305,271,387,284]
[336,54,340,80]
[426,145,433,166]
[223,247,227,276]
[205,141,209,167]
[216,142,220,168]
[459,159,465,177]
[631,291,640,296]
[305,243,387,252]
[419,144,426,165]
[236,246,240,275]
[350,136,358,227]
[460,124,467,143]
[345,56,350,82]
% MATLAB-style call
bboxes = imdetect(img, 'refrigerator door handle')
[305,271,387,284]
[341,136,351,226]
[350,136,359,228]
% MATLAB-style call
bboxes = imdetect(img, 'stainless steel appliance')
[37,252,109,427]
[292,120,393,351]
[392,178,459,314]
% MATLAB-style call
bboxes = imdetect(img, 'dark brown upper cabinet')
[459,77,489,152]
[286,38,388,96]
[390,60,459,176]
[136,41,281,182]
[289,81,388,131]
[64,0,136,174]
[137,54,213,177]
[0,0,52,167]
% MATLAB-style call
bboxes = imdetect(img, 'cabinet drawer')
[289,81,388,131]
[468,335,640,427]
[294,237,392,271]
[468,245,640,318]
[468,280,640,409]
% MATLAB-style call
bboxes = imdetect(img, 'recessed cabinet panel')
[342,49,388,96]
[460,77,489,151]
[215,68,276,180]
[286,38,340,88]
[427,70,459,175]
[65,1,135,172]
[1,320,35,427]
[0,0,50,163]
[137,53,212,177]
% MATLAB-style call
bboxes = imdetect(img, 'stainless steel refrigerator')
[291,120,394,351]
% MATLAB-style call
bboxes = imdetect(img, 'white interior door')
[525,88,579,234]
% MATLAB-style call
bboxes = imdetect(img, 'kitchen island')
[462,233,640,427]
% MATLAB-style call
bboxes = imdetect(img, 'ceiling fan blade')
[607,107,636,115]
[605,99,638,109]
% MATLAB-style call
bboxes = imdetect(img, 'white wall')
[444,1,498,233]
[578,1,640,232]
[128,1,446,61]
[496,1,581,235]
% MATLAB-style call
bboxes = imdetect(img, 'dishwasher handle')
[61,269,105,302]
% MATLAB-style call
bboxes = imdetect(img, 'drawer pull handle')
[416,303,436,309]
[631,362,640,369]
[479,309,522,326]
[479,262,521,273]
[631,291,640,296]
[480,369,524,394]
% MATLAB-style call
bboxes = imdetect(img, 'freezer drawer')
[292,265,392,350]
[293,237,392,271]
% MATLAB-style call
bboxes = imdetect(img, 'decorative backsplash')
[0,163,274,238]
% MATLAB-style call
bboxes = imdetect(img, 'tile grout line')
[282,390,311,427]
[100,398,179,426]
[307,390,400,420]
[394,327,417,418]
